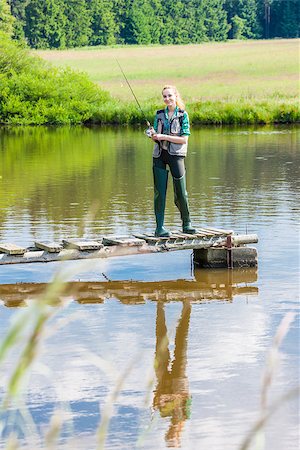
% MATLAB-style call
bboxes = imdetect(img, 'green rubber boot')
[153,166,171,237]
[173,173,197,234]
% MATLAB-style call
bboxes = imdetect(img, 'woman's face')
[162,88,177,109]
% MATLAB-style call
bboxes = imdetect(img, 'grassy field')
[37,39,299,106]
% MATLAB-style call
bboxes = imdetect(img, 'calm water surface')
[0,125,299,449]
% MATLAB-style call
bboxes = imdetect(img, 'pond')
[0,125,299,449]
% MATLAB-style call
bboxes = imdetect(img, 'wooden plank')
[133,234,168,243]
[0,243,26,255]
[200,226,233,235]
[195,228,223,236]
[167,234,188,242]
[232,234,258,245]
[194,228,217,236]
[134,233,172,241]
[34,241,63,253]
[103,235,145,246]
[133,233,149,240]
[134,232,184,241]
[136,229,229,240]
[134,236,171,247]
[62,238,103,251]
[134,232,212,245]
[174,230,214,238]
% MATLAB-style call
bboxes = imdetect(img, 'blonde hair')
[162,85,185,110]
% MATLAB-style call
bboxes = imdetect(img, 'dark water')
[0,125,299,449]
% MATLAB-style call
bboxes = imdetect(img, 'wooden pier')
[0,227,258,268]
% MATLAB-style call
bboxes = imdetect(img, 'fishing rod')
[115,59,153,137]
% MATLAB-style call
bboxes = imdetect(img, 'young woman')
[151,85,196,237]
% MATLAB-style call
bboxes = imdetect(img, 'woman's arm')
[151,134,188,144]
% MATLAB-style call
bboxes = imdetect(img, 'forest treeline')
[2,0,300,49]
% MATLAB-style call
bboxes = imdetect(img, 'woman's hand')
[152,133,165,141]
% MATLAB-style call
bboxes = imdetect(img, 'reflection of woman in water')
[153,301,192,447]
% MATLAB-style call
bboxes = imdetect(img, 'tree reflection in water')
[153,301,192,448]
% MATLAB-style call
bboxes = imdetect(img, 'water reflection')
[0,268,258,448]
[0,269,258,308]
[154,301,191,448]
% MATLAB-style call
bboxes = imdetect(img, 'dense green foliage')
[25,0,66,48]
[0,32,110,124]
[265,0,300,38]
[89,0,118,45]
[0,0,15,36]
[4,0,300,48]
[225,0,261,39]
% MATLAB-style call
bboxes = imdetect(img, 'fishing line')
[115,59,152,132]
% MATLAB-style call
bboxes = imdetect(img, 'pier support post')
[193,246,258,269]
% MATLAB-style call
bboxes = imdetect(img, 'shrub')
[0,33,110,125]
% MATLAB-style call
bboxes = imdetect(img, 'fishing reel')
[145,125,155,138]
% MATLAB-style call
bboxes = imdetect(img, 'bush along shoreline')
[0,32,110,125]
[0,34,299,126]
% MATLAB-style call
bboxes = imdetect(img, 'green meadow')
[37,39,298,102]
[1,36,299,125]
[35,39,300,124]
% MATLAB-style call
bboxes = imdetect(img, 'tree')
[279,0,299,37]
[112,0,127,43]
[168,0,194,44]
[225,0,262,39]
[25,0,66,48]
[189,0,207,43]
[203,0,230,41]
[269,0,299,38]
[119,0,165,45]
[0,0,15,36]
[130,0,152,44]
[159,0,195,44]
[7,0,29,40]
[148,0,163,44]
[88,0,118,45]
[63,0,91,47]
[231,14,247,38]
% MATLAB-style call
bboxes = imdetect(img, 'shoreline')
[1,98,299,126]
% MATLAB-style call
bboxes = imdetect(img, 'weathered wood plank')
[133,234,170,244]
[199,226,233,235]
[174,231,207,238]
[194,228,219,236]
[62,238,103,251]
[103,235,145,246]
[0,243,26,255]
[35,241,63,253]
[232,234,258,245]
